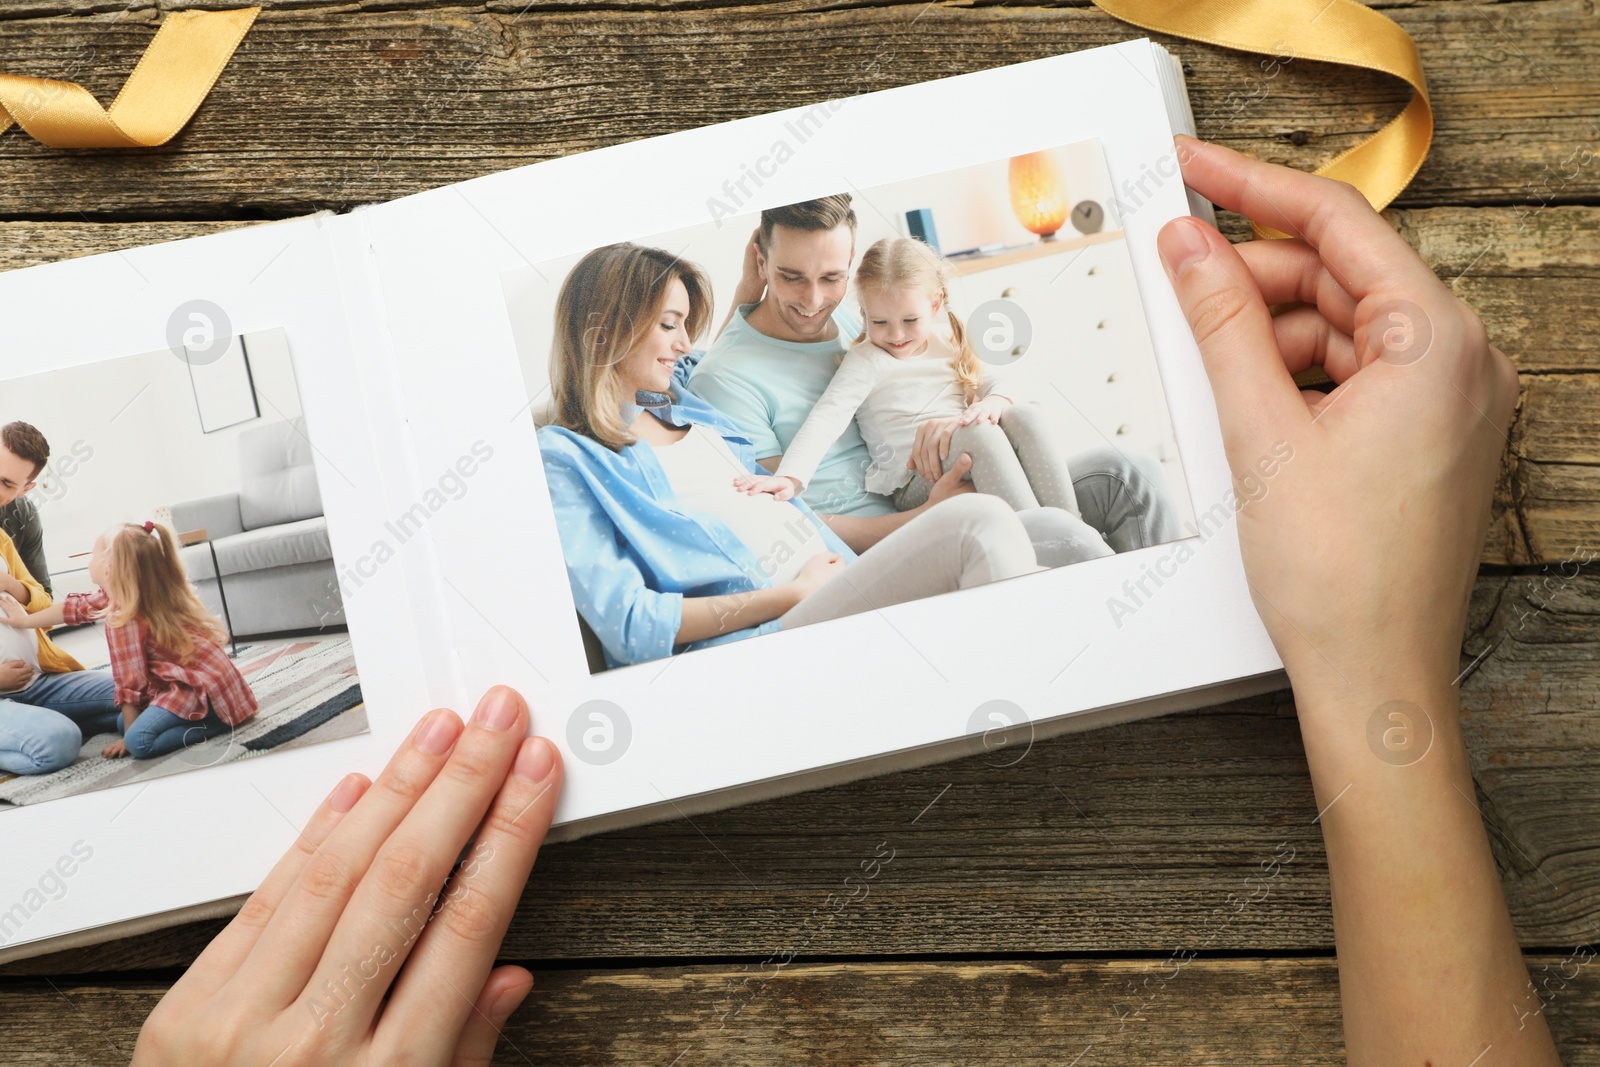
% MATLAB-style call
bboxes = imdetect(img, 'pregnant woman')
[536,242,1044,670]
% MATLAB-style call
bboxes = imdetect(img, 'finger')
[1234,238,1359,336]
[1158,215,1310,460]
[188,772,371,988]
[304,688,531,1033]
[1175,134,1437,299]
[446,966,534,1067]
[376,732,561,1064]
[230,705,465,1010]
[1271,305,1359,383]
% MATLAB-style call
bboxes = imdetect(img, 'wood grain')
[0,0,1594,217]
[4,572,1595,978]
[2,955,1598,1065]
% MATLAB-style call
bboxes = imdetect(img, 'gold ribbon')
[0,8,258,149]
[1091,0,1431,239]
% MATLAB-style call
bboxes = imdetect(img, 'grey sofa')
[169,417,344,637]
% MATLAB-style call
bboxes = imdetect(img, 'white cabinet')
[950,234,1190,520]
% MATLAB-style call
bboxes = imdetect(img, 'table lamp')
[1008,151,1068,242]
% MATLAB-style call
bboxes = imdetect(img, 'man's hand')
[732,226,767,307]
[908,416,964,484]
[0,658,34,692]
[922,453,976,507]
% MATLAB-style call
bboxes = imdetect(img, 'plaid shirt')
[62,590,258,727]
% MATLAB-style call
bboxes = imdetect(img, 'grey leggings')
[892,403,1080,517]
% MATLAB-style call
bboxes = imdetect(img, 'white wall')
[0,328,303,578]
[505,139,1117,399]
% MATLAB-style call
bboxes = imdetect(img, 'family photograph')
[0,329,367,810]
[504,140,1198,672]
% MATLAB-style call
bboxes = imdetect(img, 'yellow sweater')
[0,528,86,674]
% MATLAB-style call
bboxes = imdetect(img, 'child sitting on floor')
[733,235,1081,517]
[0,520,257,759]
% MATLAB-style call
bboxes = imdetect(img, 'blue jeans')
[0,668,119,775]
[121,702,232,760]
[1014,446,1183,568]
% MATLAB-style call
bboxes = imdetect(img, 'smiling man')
[0,422,53,598]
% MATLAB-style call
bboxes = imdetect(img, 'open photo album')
[0,38,1286,961]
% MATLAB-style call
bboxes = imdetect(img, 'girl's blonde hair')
[853,236,985,404]
[549,242,713,452]
[103,522,227,661]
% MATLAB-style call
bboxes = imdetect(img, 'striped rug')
[0,635,367,808]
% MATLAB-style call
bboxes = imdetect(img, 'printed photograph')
[0,327,367,809]
[502,138,1198,673]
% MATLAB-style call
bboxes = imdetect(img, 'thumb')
[1157,216,1307,460]
[450,966,533,1067]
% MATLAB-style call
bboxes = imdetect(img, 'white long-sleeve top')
[777,329,1003,496]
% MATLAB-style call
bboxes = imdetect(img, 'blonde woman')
[535,242,1039,670]
[0,520,257,759]
[735,235,1081,517]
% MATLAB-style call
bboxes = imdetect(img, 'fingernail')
[514,736,556,782]
[1159,217,1212,280]
[474,687,522,732]
[415,710,462,755]
[327,773,367,813]
[490,979,532,1021]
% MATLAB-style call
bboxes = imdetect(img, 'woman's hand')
[786,551,846,603]
[131,686,563,1067]
[732,472,801,500]
[102,738,128,759]
[957,394,1010,426]
[908,416,964,484]
[0,592,28,625]
[1159,135,1556,1065]
[1159,135,1514,697]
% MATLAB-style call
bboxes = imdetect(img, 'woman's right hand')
[0,592,27,625]
[787,551,846,603]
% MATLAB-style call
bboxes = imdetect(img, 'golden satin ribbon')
[1,0,1426,231]
[0,8,258,149]
[1092,0,1431,239]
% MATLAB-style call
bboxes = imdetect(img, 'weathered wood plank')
[4,572,1595,976]
[2,955,1597,1065]
[0,0,1594,216]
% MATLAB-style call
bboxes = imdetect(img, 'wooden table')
[2,1,1596,1061]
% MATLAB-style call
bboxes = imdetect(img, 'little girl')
[734,235,1080,516]
[0,521,257,760]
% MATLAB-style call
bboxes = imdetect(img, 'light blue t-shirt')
[686,302,895,518]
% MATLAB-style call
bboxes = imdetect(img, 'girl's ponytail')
[105,521,227,659]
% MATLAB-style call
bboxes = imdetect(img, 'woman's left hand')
[131,686,564,1067]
